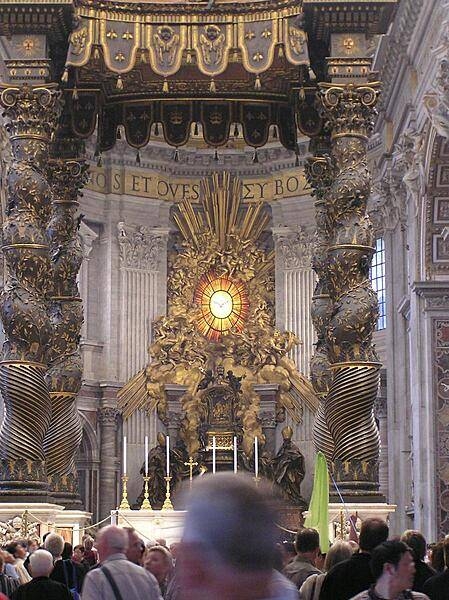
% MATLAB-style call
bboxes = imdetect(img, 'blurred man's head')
[96,526,128,563]
[295,528,320,561]
[29,550,54,578]
[400,530,427,562]
[358,518,389,553]
[370,541,415,597]
[44,533,65,560]
[179,473,279,600]
[124,527,145,565]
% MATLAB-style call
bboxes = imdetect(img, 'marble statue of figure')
[271,426,305,505]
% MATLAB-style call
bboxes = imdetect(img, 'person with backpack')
[44,534,85,599]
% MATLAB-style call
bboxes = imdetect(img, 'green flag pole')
[304,451,329,552]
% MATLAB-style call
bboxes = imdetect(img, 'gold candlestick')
[162,475,173,510]
[140,475,153,510]
[119,475,131,510]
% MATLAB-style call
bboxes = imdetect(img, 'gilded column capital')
[304,154,334,202]
[0,84,61,142]
[48,158,89,206]
[319,82,380,139]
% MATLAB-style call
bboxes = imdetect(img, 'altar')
[114,509,186,546]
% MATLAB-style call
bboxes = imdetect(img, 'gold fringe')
[116,75,123,90]
[209,78,216,93]
[254,75,261,91]
[163,79,169,93]
[61,68,69,83]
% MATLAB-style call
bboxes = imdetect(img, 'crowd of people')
[0,473,448,599]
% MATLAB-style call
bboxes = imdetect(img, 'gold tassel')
[136,150,141,166]
[209,79,216,93]
[186,51,192,64]
[93,47,100,60]
[72,86,78,100]
[140,50,147,63]
[214,149,219,161]
[254,75,261,91]
[61,68,69,83]
[278,44,284,58]
[272,125,278,139]
[163,79,169,93]
[233,123,239,137]
[253,148,259,164]
[299,87,306,101]
[174,148,179,162]
[116,75,123,90]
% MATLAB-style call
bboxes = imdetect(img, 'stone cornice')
[412,281,449,299]
[412,281,449,312]
[374,0,424,115]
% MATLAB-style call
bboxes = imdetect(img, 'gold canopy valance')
[66,3,309,78]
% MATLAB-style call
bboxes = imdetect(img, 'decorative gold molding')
[66,5,308,77]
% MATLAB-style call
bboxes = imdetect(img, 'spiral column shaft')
[43,133,88,505]
[0,84,60,497]
[306,154,335,462]
[318,83,383,499]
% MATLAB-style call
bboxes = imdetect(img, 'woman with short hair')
[144,545,173,598]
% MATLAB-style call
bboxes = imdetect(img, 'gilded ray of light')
[175,172,269,252]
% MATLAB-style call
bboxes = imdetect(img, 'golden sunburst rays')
[172,172,270,251]
[194,271,249,341]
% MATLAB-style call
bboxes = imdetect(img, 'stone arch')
[75,413,100,520]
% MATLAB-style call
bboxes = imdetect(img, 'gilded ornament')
[118,173,317,460]
[199,25,225,67]
[153,26,180,68]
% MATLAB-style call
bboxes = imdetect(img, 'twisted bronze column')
[43,151,88,505]
[319,83,382,498]
[306,154,335,462]
[0,84,60,497]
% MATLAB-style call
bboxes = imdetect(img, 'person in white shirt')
[177,472,299,600]
[82,525,162,600]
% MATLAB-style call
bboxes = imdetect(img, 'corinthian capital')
[424,57,449,140]
[319,82,380,139]
[304,155,334,201]
[117,222,167,271]
[0,84,61,141]
[48,159,89,205]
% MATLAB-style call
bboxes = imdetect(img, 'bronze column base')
[329,458,385,502]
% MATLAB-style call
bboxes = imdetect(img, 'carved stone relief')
[273,225,314,269]
[117,222,166,271]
